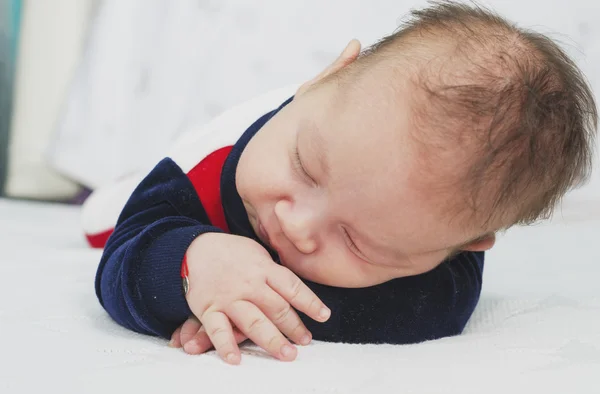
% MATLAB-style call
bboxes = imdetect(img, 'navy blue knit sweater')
[95,98,484,343]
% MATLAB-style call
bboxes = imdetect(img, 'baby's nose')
[291,235,317,255]
[274,201,318,255]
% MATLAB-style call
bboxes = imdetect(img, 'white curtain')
[6,0,97,200]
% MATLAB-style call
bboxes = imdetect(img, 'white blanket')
[1,196,599,394]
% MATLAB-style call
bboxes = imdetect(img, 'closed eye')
[292,145,316,185]
[341,226,364,258]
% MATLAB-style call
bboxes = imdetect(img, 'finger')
[267,265,331,323]
[184,325,249,355]
[252,288,312,346]
[232,327,249,345]
[169,325,183,348]
[183,325,213,355]
[200,311,242,365]
[227,300,297,362]
[180,316,202,346]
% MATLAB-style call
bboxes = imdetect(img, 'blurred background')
[0,0,599,204]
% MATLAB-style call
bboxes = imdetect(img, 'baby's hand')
[169,316,248,354]
[175,233,331,364]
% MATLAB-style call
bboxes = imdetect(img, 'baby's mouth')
[256,220,287,264]
[255,217,276,250]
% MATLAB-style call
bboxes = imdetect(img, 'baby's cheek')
[409,252,449,276]
[313,258,377,287]
[279,257,324,285]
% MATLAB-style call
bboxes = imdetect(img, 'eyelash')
[293,146,316,184]
[342,227,361,256]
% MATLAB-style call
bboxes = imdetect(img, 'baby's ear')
[461,233,496,252]
[296,39,361,96]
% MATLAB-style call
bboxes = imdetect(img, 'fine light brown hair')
[351,1,598,232]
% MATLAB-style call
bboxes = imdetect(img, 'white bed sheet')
[1,197,599,394]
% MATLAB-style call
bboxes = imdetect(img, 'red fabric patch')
[181,254,189,278]
[85,145,233,249]
[86,229,113,249]
[186,146,233,233]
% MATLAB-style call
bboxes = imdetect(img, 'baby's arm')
[298,252,484,344]
[95,158,330,363]
[95,158,222,338]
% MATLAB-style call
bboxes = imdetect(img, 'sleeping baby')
[83,1,597,364]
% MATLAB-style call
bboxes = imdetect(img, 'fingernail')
[167,339,176,348]
[226,353,240,364]
[300,334,311,346]
[183,340,199,354]
[319,308,331,320]
[281,344,295,358]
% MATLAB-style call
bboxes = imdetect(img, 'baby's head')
[236,2,598,287]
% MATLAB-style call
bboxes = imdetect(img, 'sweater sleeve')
[95,158,222,339]
[299,251,484,344]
